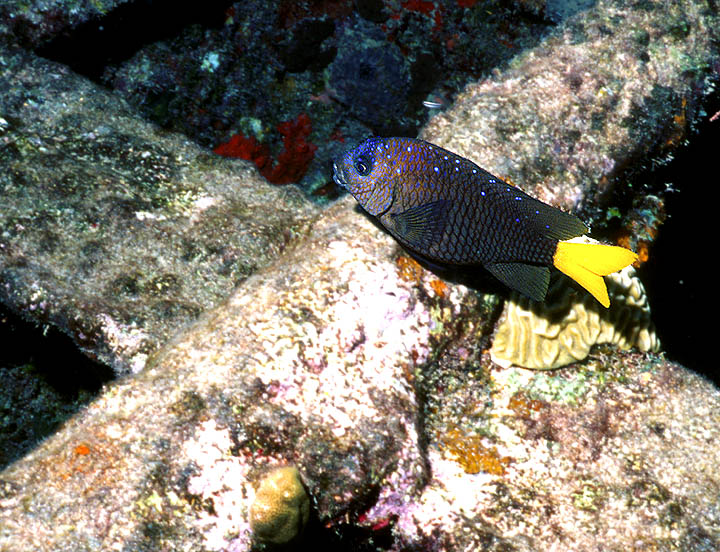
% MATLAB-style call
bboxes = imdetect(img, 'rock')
[422,0,717,223]
[0,45,319,376]
[398,352,720,551]
[0,196,440,551]
[0,0,128,47]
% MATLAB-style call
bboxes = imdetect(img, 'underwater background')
[0,0,718,550]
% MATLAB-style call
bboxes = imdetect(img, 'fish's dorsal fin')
[390,199,449,251]
[503,186,588,241]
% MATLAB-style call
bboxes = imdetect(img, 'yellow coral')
[249,466,310,544]
[490,266,659,369]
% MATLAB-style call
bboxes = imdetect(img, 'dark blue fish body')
[333,137,637,306]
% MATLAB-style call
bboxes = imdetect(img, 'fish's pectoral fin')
[390,199,449,251]
[486,262,550,302]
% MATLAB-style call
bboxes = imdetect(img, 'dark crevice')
[35,0,235,82]
[637,96,719,383]
[0,304,114,468]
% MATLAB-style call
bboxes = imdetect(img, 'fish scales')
[333,137,637,307]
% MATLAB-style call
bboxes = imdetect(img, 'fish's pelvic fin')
[553,240,638,308]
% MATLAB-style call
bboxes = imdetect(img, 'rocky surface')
[6,1,557,198]
[0,0,129,47]
[2,204,719,549]
[0,0,719,550]
[0,196,444,550]
[407,352,720,551]
[0,46,319,376]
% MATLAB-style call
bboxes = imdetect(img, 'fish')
[332,137,637,308]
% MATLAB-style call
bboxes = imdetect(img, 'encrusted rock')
[491,266,660,369]
[0,46,318,376]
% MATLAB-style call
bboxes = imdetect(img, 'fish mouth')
[332,161,348,190]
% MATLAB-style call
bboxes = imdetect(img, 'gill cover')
[336,138,394,216]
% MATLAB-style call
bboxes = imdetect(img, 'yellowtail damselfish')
[333,137,637,308]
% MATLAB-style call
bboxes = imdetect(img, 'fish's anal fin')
[486,262,550,302]
[553,239,638,308]
[390,199,449,251]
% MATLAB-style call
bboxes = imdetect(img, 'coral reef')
[0,0,125,46]
[1,0,719,549]
[0,47,320,376]
[618,194,667,266]
[18,1,555,196]
[490,266,660,369]
[249,466,310,544]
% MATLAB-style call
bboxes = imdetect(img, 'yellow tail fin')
[553,240,638,308]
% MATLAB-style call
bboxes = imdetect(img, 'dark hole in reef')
[0,304,114,469]
[635,95,718,385]
[357,62,376,81]
[34,0,236,82]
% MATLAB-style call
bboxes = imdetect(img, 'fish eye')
[354,156,372,176]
